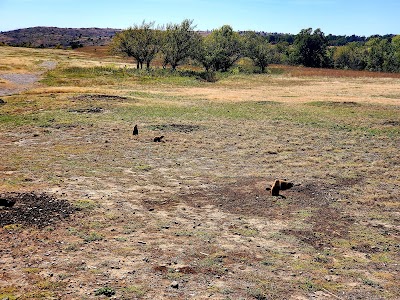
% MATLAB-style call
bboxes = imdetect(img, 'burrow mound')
[0,192,75,228]
[148,124,202,133]
[70,94,132,102]
[255,100,280,105]
[68,107,104,113]
[179,177,341,218]
[309,101,362,107]
[178,177,355,250]
[382,120,400,126]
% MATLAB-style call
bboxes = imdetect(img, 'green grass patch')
[73,199,98,211]
[94,286,115,297]
[82,231,104,243]
[122,285,148,297]
[41,65,217,87]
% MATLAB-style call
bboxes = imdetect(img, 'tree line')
[111,20,400,74]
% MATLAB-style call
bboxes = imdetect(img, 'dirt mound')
[177,177,355,250]
[0,192,75,228]
[178,177,341,218]
[70,94,131,102]
[68,107,103,113]
[382,120,400,126]
[255,100,280,105]
[308,101,362,107]
[148,124,202,133]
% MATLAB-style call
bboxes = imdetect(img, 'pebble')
[171,281,179,289]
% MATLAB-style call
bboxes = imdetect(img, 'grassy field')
[0,46,399,300]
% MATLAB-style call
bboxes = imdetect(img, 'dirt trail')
[0,60,56,96]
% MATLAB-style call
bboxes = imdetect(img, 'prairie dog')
[153,136,165,142]
[266,179,294,196]
[133,125,138,135]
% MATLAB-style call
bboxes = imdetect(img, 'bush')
[94,286,115,297]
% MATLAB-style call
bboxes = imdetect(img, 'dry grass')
[274,64,400,79]
[0,46,399,299]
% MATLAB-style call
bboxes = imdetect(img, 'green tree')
[162,19,201,70]
[110,21,162,69]
[290,28,329,67]
[243,31,272,73]
[197,25,242,72]
[333,42,367,70]
[392,35,400,72]
[392,35,400,57]
[366,38,385,71]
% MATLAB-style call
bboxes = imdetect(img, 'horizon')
[1,25,396,38]
[0,0,399,36]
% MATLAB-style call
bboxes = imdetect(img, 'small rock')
[171,281,179,289]
[0,99,6,104]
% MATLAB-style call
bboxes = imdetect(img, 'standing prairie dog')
[133,125,138,135]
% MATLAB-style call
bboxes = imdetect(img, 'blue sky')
[0,0,399,36]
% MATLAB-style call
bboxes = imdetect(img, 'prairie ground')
[0,46,399,299]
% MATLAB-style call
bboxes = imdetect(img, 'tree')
[290,28,329,68]
[162,19,200,70]
[392,35,400,72]
[243,31,273,73]
[364,37,400,73]
[196,25,242,72]
[333,42,367,70]
[110,21,162,69]
[366,38,385,71]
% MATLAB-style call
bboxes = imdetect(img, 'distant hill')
[0,27,121,48]
[0,26,394,50]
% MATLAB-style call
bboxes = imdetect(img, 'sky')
[0,0,399,36]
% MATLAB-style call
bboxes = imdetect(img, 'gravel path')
[0,60,57,96]
[0,73,40,85]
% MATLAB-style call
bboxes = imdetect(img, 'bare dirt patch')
[255,100,280,105]
[382,120,400,126]
[68,107,104,113]
[0,73,40,85]
[282,207,355,250]
[147,123,202,133]
[0,73,41,96]
[70,94,132,102]
[0,192,75,228]
[308,100,362,107]
[177,177,357,251]
[179,177,345,217]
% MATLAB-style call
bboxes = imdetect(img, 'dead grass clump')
[274,64,400,79]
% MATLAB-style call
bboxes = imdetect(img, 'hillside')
[0,26,120,48]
